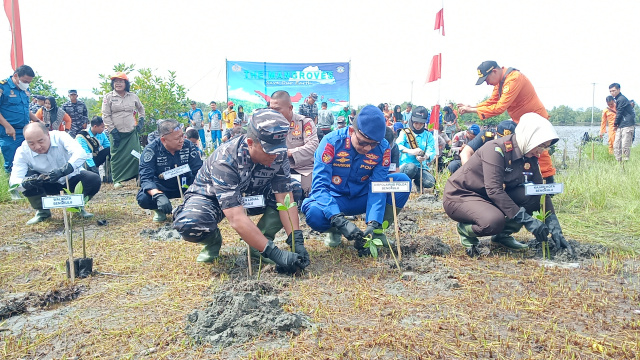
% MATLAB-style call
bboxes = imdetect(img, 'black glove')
[110,128,121,147]
[353,236,371,257]
[261,240,307,274]
[136,117,145,133]
[330,213,364,241]
[87,166,99,175]
[512,207,549,242]
[286,230,310,268]
[364,220,381,238]
[47,163,74,183]
[466,245,480,258]
[152,193,173,214]
[545,214,573,253]
[543,175,555,184]
[22,174,47,191]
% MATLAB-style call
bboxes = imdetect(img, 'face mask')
[17,80,29,91]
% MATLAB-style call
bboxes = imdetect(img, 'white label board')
[371,181,411,193]
[42,194,85,209]
[130,149,141,159]
[243,195,265,208]
[525,183,564,195]
[162,164,191,180]
[291,174,302,182]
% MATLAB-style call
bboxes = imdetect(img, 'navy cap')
[497,120,517,137]
[248,108,289,154]
[68,89,77,95]
[356,105,386,142]
[411,106,429,123]
[476,60,499,85]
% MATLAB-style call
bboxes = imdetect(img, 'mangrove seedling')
[362,220,389,259]
[276,193,297,253]
[64,181,89,258]
[532,193,551,259]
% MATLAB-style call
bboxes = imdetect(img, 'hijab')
[514,113,559,154]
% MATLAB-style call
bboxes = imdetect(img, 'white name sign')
[162,164,191,180]
[525,183,564,196]
[130,149,141,159]
[42,194,85,209]
[243,195,265,208]
[371,181,411,193]
[291,174,302,182]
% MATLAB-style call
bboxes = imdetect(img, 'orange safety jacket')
[600,106,616,135]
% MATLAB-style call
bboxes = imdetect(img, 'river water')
[554,125,638,158]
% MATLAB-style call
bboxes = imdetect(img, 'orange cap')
[110,72,129,81]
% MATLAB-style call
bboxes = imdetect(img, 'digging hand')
[286,230,310,268]
[512,207,549,243]
[545,213,574,255]
[21,174,48,191]
[262,240,307,274]
[47,163,74,183]
[152,193,173,214]
[364,220,381,238]
[353,233,371,257]
[465,244,480,258]
[330,213,364,241]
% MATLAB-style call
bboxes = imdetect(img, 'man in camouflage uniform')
[30,95,45,114]
[270,90,319,197]
[62,89,89,138]
[298,92,318,123]
[173,108,310,273]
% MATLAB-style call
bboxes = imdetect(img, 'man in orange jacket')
[600,96,617,154]
[457,61,556,181]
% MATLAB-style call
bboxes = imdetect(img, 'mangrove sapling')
[64,182,90,258]
[276,193,297,253]
[362,221,387,259]
[532,190,551,259]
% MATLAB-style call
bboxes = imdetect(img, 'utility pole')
[591,82,595,126]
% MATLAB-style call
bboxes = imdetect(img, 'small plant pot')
[65,258,93,279]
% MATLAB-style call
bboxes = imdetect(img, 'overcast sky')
[3,0,639,111]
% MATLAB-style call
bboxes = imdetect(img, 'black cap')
[34,95,46,100]
[190,101,196,105]
[497,120,517,137]
[476,60,499,85]
[68,89,78,95]
[248,108,290,154]
[411,106,429,123]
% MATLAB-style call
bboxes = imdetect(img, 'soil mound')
[140,224,181,241]
[527,237,607,261]
[0,285,85,320]
[400,234,451,257]
[185,280,309,350]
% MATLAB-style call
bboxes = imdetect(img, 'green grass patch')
[0,153,11,203]
[554,144,640,252]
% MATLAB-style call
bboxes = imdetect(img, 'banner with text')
[226,60,350,115]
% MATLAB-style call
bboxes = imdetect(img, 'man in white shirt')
[10,122,101,224]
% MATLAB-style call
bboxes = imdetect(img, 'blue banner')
[226,60,350,115]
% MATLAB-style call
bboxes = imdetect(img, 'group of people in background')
[2,60,636,275]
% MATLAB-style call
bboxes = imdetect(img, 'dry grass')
[0,179,639,359]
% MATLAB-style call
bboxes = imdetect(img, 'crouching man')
[76,116,111,176]
[301,105,411,255]
[137,119,203,222]
[172,109,309,273]
[10,122,100,224]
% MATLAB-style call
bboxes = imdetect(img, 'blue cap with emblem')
[355,105,386,142]
[497,120,517,137]
[248,108,290,154]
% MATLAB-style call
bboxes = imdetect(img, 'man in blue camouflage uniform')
[173,108,309,274]
[0,65,40,173]
[62,89,89,138]
[301,105,412,255]
[138,119,203,222]
[298,92,318,123]
[29,95,45,114]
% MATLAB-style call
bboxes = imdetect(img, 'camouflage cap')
[248,108,290,154]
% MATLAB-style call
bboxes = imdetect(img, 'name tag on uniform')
[525,183,564,195]
[131,149,141,159]
[162,164,191,180]
[389,163,397,172]
[243,195,265,208]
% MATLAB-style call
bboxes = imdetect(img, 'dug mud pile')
[185,280,309,351]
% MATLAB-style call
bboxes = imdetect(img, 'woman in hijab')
[101,72,145,188]
[442,105,458,138]
[443,113,572,257]
[35,96,71,132]
[393,105,403,123]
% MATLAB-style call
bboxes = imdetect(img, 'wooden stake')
[175,165,184,199]
[389,178,402,261]
[245,208,252,277]
[419,162,423,194]
[61,190,75,282]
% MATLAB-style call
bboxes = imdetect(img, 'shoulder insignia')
[143,149,154,162]
[485,131,494,138]
[303,121,313,137]
[382,149,391,167]
[494,146,504,157]
[504,141,513,152]
[0,79,6,84]
[322,143,335,164]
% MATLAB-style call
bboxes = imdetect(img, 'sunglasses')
[161,126,182,136]
[355,130,379,148]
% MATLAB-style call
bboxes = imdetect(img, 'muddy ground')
[1,183,639,359]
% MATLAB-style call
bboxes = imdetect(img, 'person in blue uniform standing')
[0,65,41,173]
[137,119,203,222]
[301,105,412,255]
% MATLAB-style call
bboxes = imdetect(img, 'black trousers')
[93,147,111,167]
[23,170,101,200]
[136,189,182,210]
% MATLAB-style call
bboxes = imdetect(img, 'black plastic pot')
[65,258,93,279]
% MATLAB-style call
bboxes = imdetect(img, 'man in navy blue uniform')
[301,105,412,255]
[0,65,41,173]
[137,119,203,222]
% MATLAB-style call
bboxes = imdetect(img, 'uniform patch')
[365,153,379,160]
[363,159,377,165]
[504,141,513,152]
[143,149,154,162]
[290,121,295,128]
[524,163,531,170]
[361,175,369,181]
[292,129,302,136]
[335,157,350,163]
[503,85,510,93]
[304,122,313,136]
[322,143,335,163]
[332,175,342,185]
[382,149,391,167]
[360,165,373,170]
[494,147,504,157]
[337,151,349,157]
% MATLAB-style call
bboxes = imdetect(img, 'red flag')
[429,104,440,131]
[434,8,445,35]
[426,53,441,83]
[4,0,23,70]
